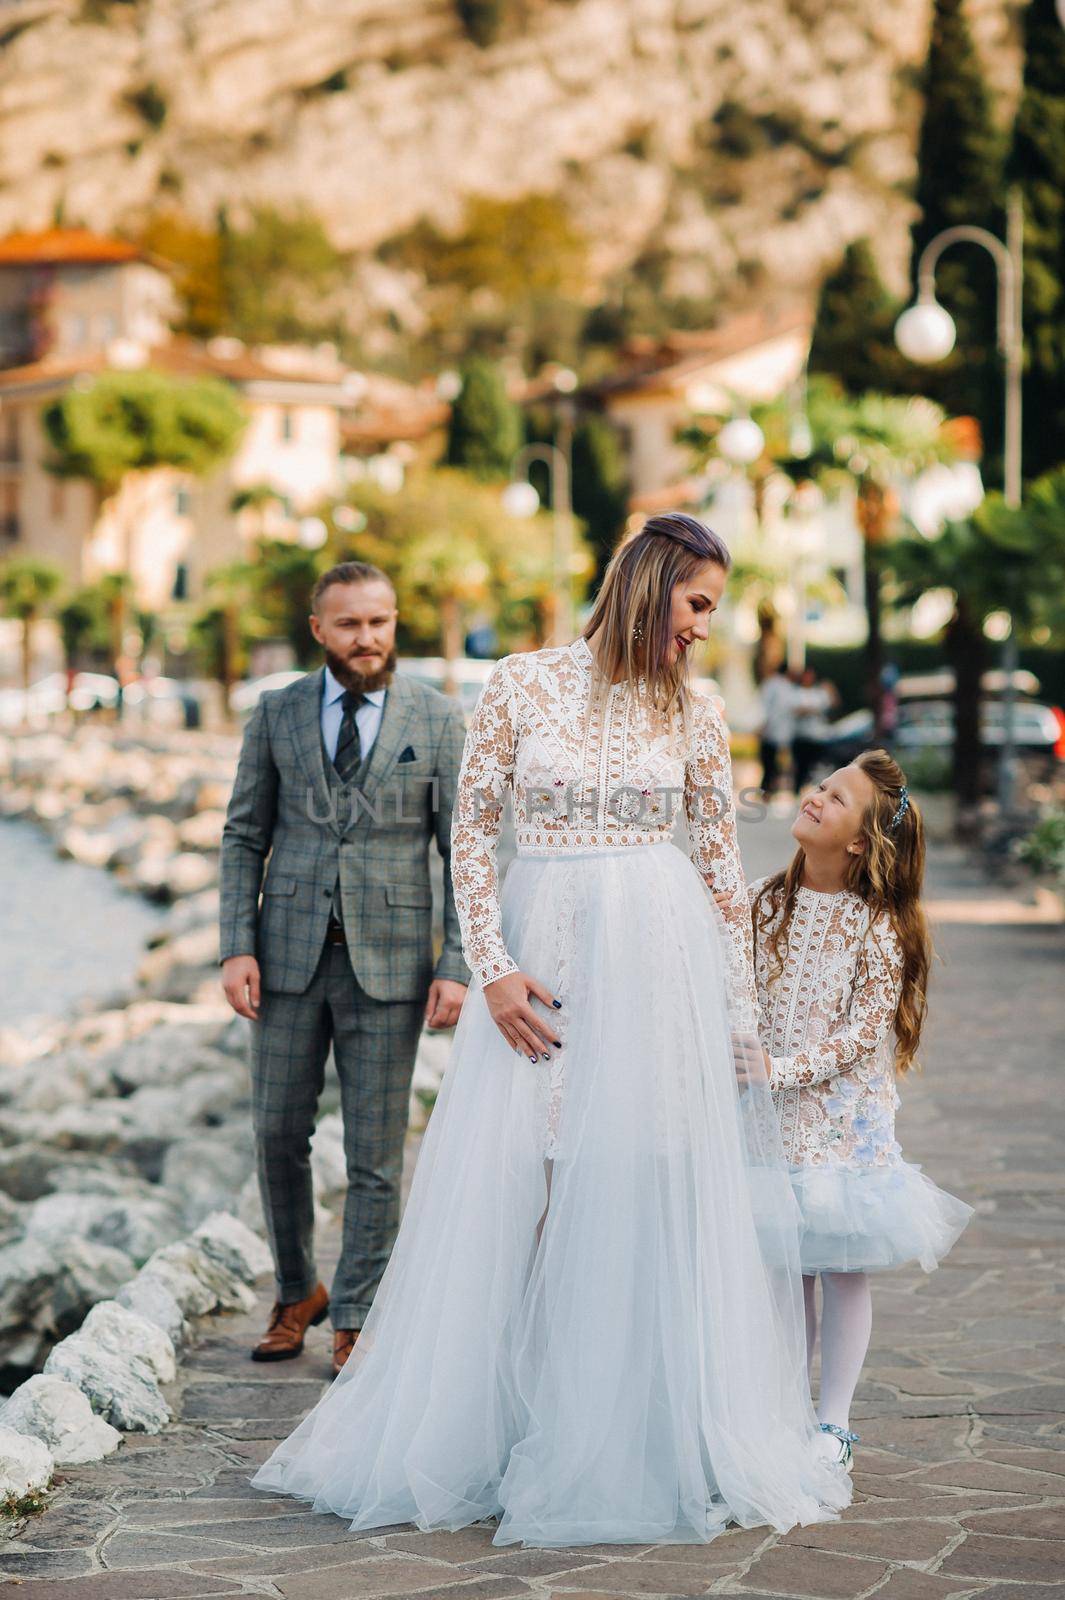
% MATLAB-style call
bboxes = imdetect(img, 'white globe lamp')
[717,416,765,465]
[502,480,540,519]
[895,300,957,364]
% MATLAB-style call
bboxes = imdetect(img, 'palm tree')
[892,466,1065,829]
[689,379,960,733]
[0,557,63,700]
[229,483,287,543]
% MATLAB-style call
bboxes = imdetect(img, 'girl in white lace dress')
[747,750,973,1468]
[253,513,850,1545]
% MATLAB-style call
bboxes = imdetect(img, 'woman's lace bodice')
[451,636,757,1026]
[747,878,906,1169]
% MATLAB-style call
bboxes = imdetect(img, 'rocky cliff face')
[0,0,1019,330]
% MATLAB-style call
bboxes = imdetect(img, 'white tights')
[803,1271,872,1431]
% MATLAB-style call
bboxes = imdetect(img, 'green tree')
[909,0,1007,479]
[248,539,322,667]
[220,205,345,345]
[0,557,63,695]
[191,560,257,700]
[57,587,108,672]
[444,357,522,481]
[1007,0,1065,480]
[808,240,911,396]
[41,370,246,686]
[139,211,226,338]
[456,0,506,47]
[325,468,588,669]
[571,415,630,590]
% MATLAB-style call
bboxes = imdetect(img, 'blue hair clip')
[890,784,910,831]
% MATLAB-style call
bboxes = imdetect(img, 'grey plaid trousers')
[220,666,472,1326]
[250,937,425,1328]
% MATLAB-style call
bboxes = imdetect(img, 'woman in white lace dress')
[747,750,973,1469]
[252,513,850,1546]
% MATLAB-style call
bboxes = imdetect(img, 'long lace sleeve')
[450,656,520,989]
[684,696,758,1034]
[769,913,904,1089]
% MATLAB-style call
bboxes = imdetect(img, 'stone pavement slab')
[2,819,1063,1595]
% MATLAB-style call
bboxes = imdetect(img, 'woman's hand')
[482,970,563,1062]
[732,1031,772,1088]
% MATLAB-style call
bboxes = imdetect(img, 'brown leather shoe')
[331,1328,359,1377]
[250,1283,329,1362]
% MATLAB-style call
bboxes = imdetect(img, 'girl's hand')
[482,970,563,1063]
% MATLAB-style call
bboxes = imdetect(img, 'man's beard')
[323,645,397,693]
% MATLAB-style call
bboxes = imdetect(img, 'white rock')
[115,1272,187,1349]
[0,1374,122,1465]
[192,1212,273,1286]
[23,1192,183,1266]
[43,1336,171,1434]
[102,1024,233,1092]
[0,1424,53,1501]
[0,1236,134,1371]
[141,1240,256,1315]
[80,1300,176,1385]
[236,1173,331,1240]
[160,1126,254,1228]
[311,1113,348,1208]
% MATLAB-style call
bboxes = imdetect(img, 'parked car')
[0,671,120,726]
[814,697,1063,789]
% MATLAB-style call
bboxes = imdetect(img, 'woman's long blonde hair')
[581,511,732,738]
[751,749,933,1074]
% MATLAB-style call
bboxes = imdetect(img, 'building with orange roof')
[0,230,354,628]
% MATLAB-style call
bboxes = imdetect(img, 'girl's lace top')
[747,878,906,1169]
[451,636,758,1028]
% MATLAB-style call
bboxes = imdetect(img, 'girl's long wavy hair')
[751,749,933,1074]
[580,511,732,737]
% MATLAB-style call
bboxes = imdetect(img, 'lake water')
[0,818,165,1029]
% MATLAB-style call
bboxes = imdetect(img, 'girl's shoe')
[817,1421,860,1470]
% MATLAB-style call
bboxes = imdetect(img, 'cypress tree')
[909,0,1008,483]
[808,240,909,396]
[444,357,522,481]
[1007,0,1065,479]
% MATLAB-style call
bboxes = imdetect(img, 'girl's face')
[668,561,726,664]
[791,763,875,858]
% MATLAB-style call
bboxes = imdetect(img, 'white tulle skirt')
[790,1162,974,1275]
[252,840,851,1546]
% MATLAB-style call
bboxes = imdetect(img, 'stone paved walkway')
[2,814,1063,1598]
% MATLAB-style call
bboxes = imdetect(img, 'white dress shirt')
[321,664,387,764]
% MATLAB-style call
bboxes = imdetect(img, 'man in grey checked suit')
[220,560,470,1375]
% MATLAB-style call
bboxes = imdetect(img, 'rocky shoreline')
[0,724,451,1506]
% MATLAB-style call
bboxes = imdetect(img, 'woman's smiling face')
[667,561,726,664]
[791,764,875,856]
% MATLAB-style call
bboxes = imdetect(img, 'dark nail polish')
[530,1054,537,1063]
[552,999,562,1008]
[542,1052,550,1061]
[553,1039,562,1048]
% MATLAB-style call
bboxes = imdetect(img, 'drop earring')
[632,621,644,643]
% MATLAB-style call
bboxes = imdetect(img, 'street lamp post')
[503,440,574,645]
[894,187,1024,818]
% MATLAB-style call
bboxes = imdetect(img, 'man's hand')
[482,970,563,1062]
[222,955,261,1020]
[425,978,467,1030]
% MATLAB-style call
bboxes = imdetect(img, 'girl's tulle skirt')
[251,840,850,1546]
[790,1162,974,1275]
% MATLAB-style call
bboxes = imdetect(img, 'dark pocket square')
[398,745,417,762]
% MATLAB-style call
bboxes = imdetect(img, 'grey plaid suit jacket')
[219,666,472,1000]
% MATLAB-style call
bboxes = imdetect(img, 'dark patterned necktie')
[333,688,366,784]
